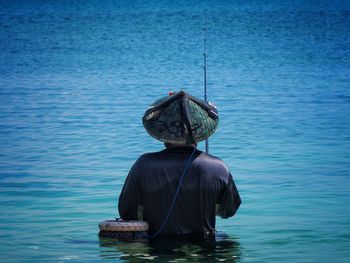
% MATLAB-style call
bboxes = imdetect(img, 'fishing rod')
[203,26,209,154]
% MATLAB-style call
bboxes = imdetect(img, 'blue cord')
[148,147,197,238]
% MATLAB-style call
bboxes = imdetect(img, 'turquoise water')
[1,0,350,262]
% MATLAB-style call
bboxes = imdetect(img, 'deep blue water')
[1,0,350,262]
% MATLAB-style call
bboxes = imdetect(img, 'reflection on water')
[99,232,241,262]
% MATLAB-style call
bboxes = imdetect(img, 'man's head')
[142,90,219,145]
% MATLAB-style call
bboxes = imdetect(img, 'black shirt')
[118,146,241,237]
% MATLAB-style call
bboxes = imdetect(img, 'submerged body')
[118,146,241,237]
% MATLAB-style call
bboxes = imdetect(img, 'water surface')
[1,0,350,262]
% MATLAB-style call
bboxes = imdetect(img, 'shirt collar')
[163,146,197,153]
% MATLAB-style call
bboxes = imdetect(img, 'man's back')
[118,146,241,237]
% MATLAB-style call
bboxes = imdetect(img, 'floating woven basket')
[98,220,149,240]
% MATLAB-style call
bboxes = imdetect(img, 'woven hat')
[142,91,219,144]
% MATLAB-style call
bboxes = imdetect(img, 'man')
[118,91,241,238]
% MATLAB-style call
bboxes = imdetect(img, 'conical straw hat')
[142,91,219,144]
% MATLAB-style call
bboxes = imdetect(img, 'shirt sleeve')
[216,173,242,219]
[118,164,141,220]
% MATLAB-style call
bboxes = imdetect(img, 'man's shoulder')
[195,152,230,174]
[199,152,223,162]
[133,150,166,166]
[197,152,226,165]
[137,150,164,160]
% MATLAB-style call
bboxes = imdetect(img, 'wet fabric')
[118,146,241,237]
